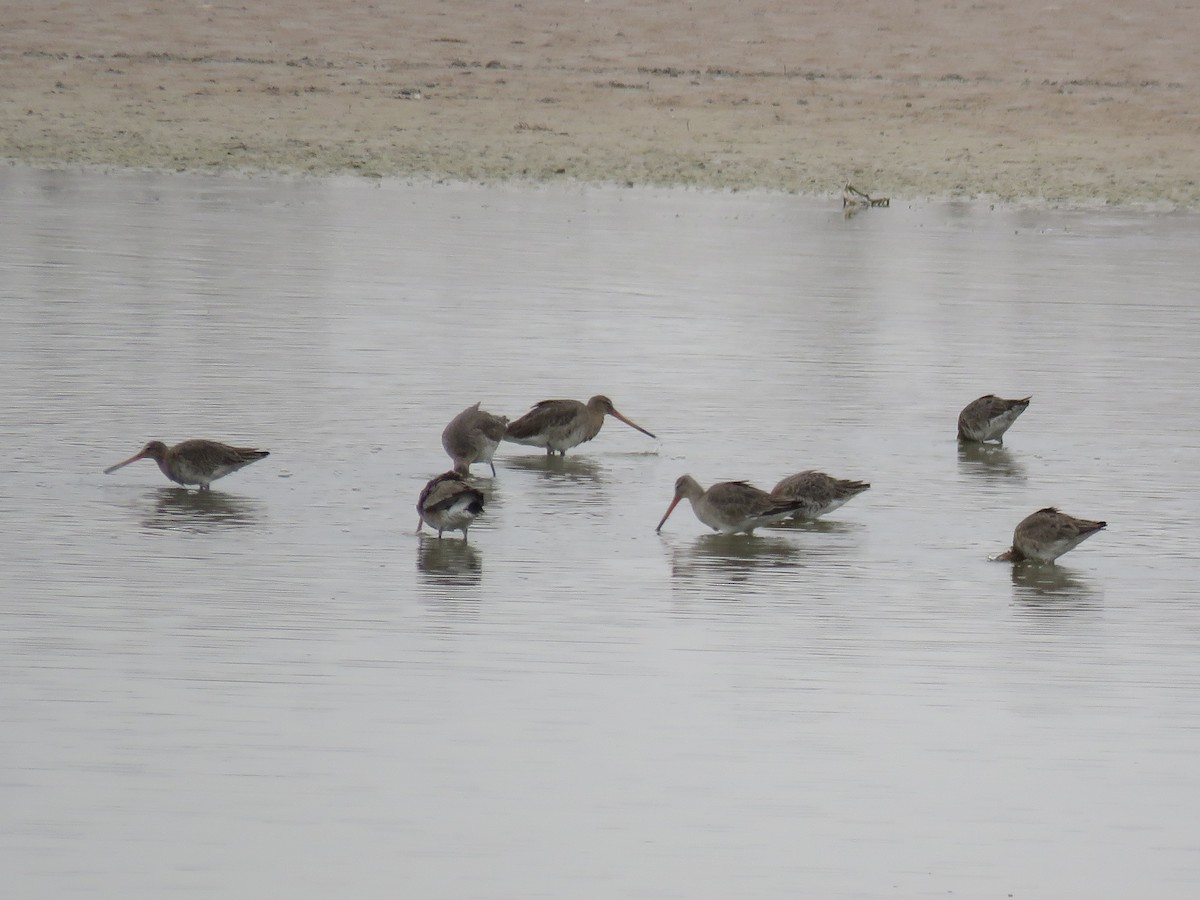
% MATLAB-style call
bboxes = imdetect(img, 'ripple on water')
[4,169,1200,899]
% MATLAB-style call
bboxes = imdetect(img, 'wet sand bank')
[2,0,1197,206]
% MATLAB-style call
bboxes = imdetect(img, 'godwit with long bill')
[957,394,1031,443]
[770,470,871,520]
[995,507,1106,562]
[417,471,485,540]
[104,439,269,491]
[504,395,655,456]
[442,402,508,476]
[656,475,808,536]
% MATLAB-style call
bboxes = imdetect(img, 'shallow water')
[3,167,1200,898]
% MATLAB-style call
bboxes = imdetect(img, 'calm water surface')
[2,167,1199,898]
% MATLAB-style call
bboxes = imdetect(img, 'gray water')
[2,166,1199,898]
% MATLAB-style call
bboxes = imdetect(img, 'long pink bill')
[611,409,657,440]
[104,451,148,474]
[655,496,683,532]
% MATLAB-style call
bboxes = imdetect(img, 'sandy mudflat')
[2,0,1197,206]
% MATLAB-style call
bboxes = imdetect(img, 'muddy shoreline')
[3,1,1197,207]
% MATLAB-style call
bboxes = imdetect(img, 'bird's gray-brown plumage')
[957,394,1031,443]
[104,439,269,491]
[504,395,655,456]
[997,507,1106,562]
[442,402,508,476]
[417,471,485,540]
[770,470,871,520]
[656,475,808,535]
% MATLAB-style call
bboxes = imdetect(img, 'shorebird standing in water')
[957,394,1031,443]
[504,395,656,456]
[996,507,1106,562]
[770,470,871,520]
[656,475,807,536]
[442,402,508,476]
[417,471,485,540]
[104,439,269,491]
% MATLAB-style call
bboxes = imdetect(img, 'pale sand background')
[2,0,1197,206]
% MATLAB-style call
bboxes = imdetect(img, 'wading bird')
[417,471,485,540]
[996,507,1106,562]
[104,439,269,491]
[957,394,1031,443]
[656,475,807,536]
[770,470,871,520]
[442,402,508,476]
[504,395,655,456]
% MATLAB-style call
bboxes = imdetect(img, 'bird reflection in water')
[503,454,610,517]
[666,533,802,586]
[775,516,863,536]
[502,453,606,483]
[417,537,483,594]
[139,487,264,533]
[957,441,1027,481]
[1010,563,1100,612]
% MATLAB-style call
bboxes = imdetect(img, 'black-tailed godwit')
[770,471,870,520]
[417,471,485,540]
[504,395,655,456]
[996,507,1106,562]
[104,439,269,491]
[442,402,508,476]
[957,394,1031,443]
[656,475,807,536]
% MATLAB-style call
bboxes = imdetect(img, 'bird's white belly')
[159,459,204,485]
[426,497,478,532]
[548,423,590,451]
[981,411,1021,441]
